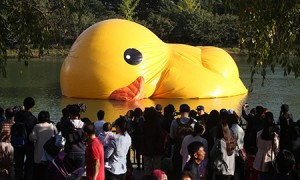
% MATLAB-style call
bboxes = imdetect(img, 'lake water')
[1,55,300,123]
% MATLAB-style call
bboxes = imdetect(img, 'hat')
[180,104,190,113]
[155,104,162,111]
[152,169,168,180]
[196,105,204,111]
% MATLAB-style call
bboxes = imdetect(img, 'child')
[97,122,115,168]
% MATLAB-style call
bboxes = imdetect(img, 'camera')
[244,103,249,108]
[12,105,23,115]
[76,103,87,113]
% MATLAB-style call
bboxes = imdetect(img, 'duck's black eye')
[124,48,142,65]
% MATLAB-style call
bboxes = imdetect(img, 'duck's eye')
[124,48,142,65]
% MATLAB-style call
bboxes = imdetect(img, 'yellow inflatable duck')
[61,19,247,100]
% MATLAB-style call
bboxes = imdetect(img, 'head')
[5,107,14,119]
[23,97,35,111]
[83,122,96,137]
[255,105,264,117]
[115,116,127,135]
[97,110,105,120]
[163,104,175,117]
[103,122,112,132]
[187,141,205,164]
[69,104,81,118]
[81,117,92,124]
[227,113,239,127]
[126,110,134,119]
[179,171,194,180]
[281,104,289,113]
[189,110,197,119]
[276,150,295,175]
[134,108,143,117]
[38,111,50,123]
[261,111,275,140]
[180,104,190,117]
[196,105,205,115]
[151,169,167,180]
[155,104,162,112]
[61,107,69,119]
[193,121,205,136]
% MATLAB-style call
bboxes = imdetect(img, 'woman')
[132,108,144,170]
[181,122,208,179]
[29,111,57,180]
[210,120,237,180]
[142,107,168,175]
[105,116,131,180]
[253,111,279,179]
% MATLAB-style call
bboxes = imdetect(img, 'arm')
[92,159,100,180]
[29,125,37,142]
[105,138,116,159]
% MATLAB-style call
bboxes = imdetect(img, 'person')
[195,105,208,123]
[142,107,168,175]
[56,107,69,133]
[278,104,296,151]
[227,111,245,180]
[210,120,236,180]
[105,116,131,180]
[271,150,295,180]
[152,169,168,180]
[170,104,196,179]
[180,122,208,179]
[253,111,279,179]
[29,111,57,180]
[183,141,206,180]
[162,104,175,134]
[155,104,164,126]
[0,107,5,123]
[179,171,194,180]
[13,97,38,180]
[94,110,106,137]
[0,107,15,179]
[84,122,105,180]
[132,107,144,170]
[61,104,86,173]
[98,122,115,168]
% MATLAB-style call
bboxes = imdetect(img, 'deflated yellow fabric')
[60,19,247,100]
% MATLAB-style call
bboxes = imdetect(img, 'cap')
[180,104,190,113]
[196,105,204,111]
[155,104,162,111]
[152,169,167,180]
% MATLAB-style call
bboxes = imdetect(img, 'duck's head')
[61,19,169,100]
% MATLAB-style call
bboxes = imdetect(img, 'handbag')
[43,124,61,158]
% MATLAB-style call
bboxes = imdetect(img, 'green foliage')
[118,0,140,21]
[239,0,300,85]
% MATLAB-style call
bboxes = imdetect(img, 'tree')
[118,0,140,21]
[238,0,300,85]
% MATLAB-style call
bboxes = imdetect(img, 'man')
[94,110,106,136]
[195,105,208,123]
[183,141,206,180]
[61,104,86,173]
[170,104,195,179]
[84,122,105,180]
[272,150,295,180]
[13,97,38,180]
[155,104,164,126]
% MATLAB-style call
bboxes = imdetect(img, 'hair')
[97,110,105,120]
[38,111,50,123]
[0,107,4,116]
[217,120,237,156]
[180,104,190,113]
[5,107,14,119]
[81,117,91,124]
[261,111,275,140]
[187,141,204,158]
[227,113,239,127]
[23,97,35,110]
[134,108,143,117]
[62,107,69,119]
[281,104,289,113]
[103,122,112,132]
[255,106,264,117]
[69,104,81,117]
[155,104,162,111]
[276,150,295,174]
[164,104,175,117]
[192,121,205,136]
[115,116,127,135]
[83,122,96,135]
[179,171,194,180]
[189,110,197,119]
[126,110,134,119]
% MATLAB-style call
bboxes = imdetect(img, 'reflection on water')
[1,56,300,123]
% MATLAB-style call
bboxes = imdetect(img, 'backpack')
[10,122,27,148]
[174,118,194,150]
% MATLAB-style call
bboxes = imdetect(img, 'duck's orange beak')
[109,76,145,101]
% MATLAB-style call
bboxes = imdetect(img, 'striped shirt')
[0,119,14,143]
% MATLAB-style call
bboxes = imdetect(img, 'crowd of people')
[0,97,300,180]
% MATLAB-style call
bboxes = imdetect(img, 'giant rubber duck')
[61,19,247,100]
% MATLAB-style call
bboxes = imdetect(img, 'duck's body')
[60,19,247,100]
